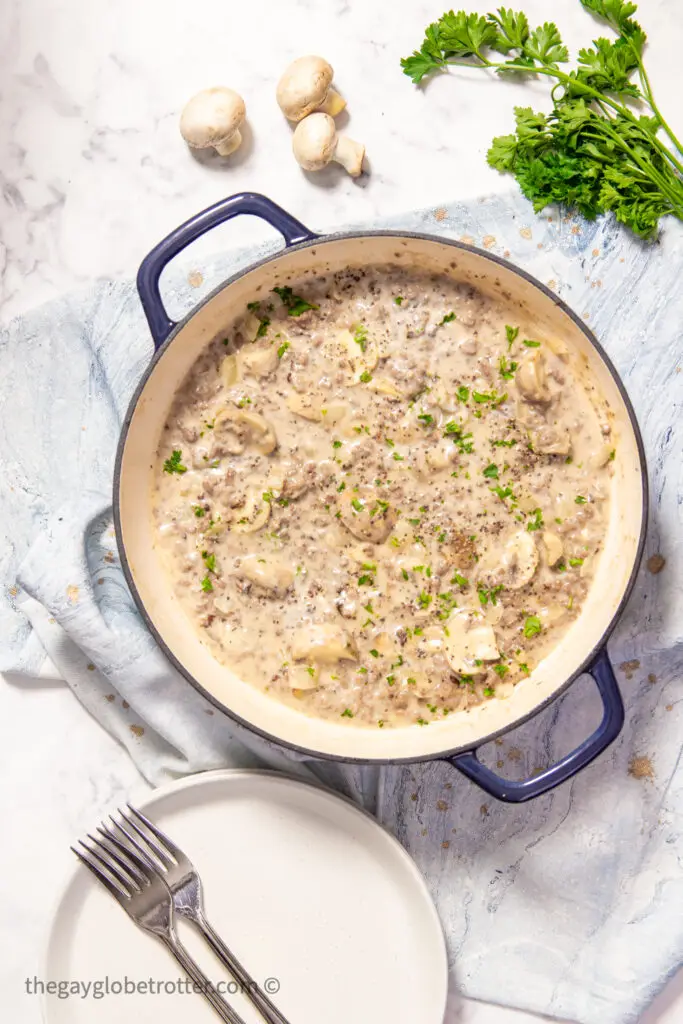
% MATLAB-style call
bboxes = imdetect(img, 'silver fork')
[72,827,247,1024]
[115,805,292,1024]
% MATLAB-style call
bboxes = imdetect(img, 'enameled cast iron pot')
[115,193,648,803]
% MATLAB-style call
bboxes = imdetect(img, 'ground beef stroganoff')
[152,266,614,729]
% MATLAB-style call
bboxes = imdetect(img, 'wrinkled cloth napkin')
[1,191,682,1024]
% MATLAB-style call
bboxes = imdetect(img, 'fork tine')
[77,839,136,898]
[94,826,150,888]
[119,806,175,867]
[72,845,131,901]
[85,834,145,893]
[126,803,182,862]
[110,813,170,874]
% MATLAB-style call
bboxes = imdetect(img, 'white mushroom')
[291,623,357,664]
[478,531,539,591]
[180,88,246,156]
[542,531,564,567]
[292,113,365,178]
[233,554,294,595]
[443,612,501,674]
[516,349,551,405]
[238,342,279,379]
[213,407,277,456]
[276,56,346,122]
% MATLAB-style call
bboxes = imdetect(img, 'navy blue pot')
[115,193,648,803]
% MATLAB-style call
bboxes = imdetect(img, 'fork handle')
[161,934,249,1024]
[195,915,292,1024]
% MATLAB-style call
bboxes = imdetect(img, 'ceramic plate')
[43,770,448,1023]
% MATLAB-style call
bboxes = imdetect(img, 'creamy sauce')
[152,267,614,729]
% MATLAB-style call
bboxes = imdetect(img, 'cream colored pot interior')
[118,235,644,760]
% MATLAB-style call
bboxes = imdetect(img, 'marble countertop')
[1,0,681,1021]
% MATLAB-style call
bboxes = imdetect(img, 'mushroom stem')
[215,131,242,156]
[317,87,346,117]
[334,135,365,177]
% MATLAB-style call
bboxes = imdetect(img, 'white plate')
[43,770,448,1024]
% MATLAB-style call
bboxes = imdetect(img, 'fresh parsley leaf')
[439,312,456,325]
[483,463,499,479]
[575,495,588,504]
[505,324,520,349]
[394,295,404,305]
[523,339,541,348]
[163,450,187,474]
[527,507,544,532]
[456,385,470,403]
[272,286,319,317]
[277,340,290,359]
[353,324,369,352]
[524,615,542,637]
[200,576,213,593]
[499,356,518,380]
[359,370,373,383]
[417,413,434,427]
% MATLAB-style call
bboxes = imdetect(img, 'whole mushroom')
[276,56,346,122]
[292,113,365,178]
[180,87,246,157]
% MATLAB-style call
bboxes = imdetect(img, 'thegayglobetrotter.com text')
[25,975,281,999]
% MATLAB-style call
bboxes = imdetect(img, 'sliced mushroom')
[238,342,279,379]
[231,496,271,533]
[478,531,539,590]
[517,349,551,405]
[542,531,564,567]
[366,376,403,400]
[591,442,615,469]
[291,623,357,664]
[338,487,397,543]
[221,354,240,387]
[213,407,277,455]
[233,554,294,595]
[530,424,571,455]
[334,327,379,381]
[443,612,500,674]
[288,664,321,691]
[287,393,324,421]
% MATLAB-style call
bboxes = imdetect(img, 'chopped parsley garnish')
[386,674,396,685]
[417,413,434,427]
[255,317,270,339]
[491,484,513,501]
[524,615,542,638]
[417,591,432,609]
[482,463,499,479]
[499,356,518,380]
[478,585,504,607]
[163,450,187,475]
[483,685,496,697]
[394,296,404,305]
[306,666,316,677]
[359,370,373,383]
[416,717,429,726]
[456,385,470,403]
[353,324,369,352]
[472,389,507,406]
[246,301,260,313]
[518,662,530,675]
[332,439,342,449]
[276,340,290,359]
[505,325,519,349]
[492,437,517,448]
[201,551,217,574]
[527,508,544,532]
[443,420,474,454]
[392,452,404,461]
[337,481,346,493]
[575,495,587,504]
[369,649,379,658]
[357,574,374,586]
[569,557,584,567]
[341,708,354,718]
[523,340,541,348]
[451,573,469,587]
[402,569,409,581]
[493,663,509,678]
[193,506,205,517]
[371,500,389,516]
[272,286,319,317]
[438,312,456,326]
[385,437,395,447]
[200,576,213,593]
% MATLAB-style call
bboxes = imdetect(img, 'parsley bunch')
[401,1,683,238]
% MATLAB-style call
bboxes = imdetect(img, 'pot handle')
[136,192,319,349]
[445,648,624,803]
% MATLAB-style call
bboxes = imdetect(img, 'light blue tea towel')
[1,191,682,1024]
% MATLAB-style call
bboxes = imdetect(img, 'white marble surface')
[1,1,682,1022]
